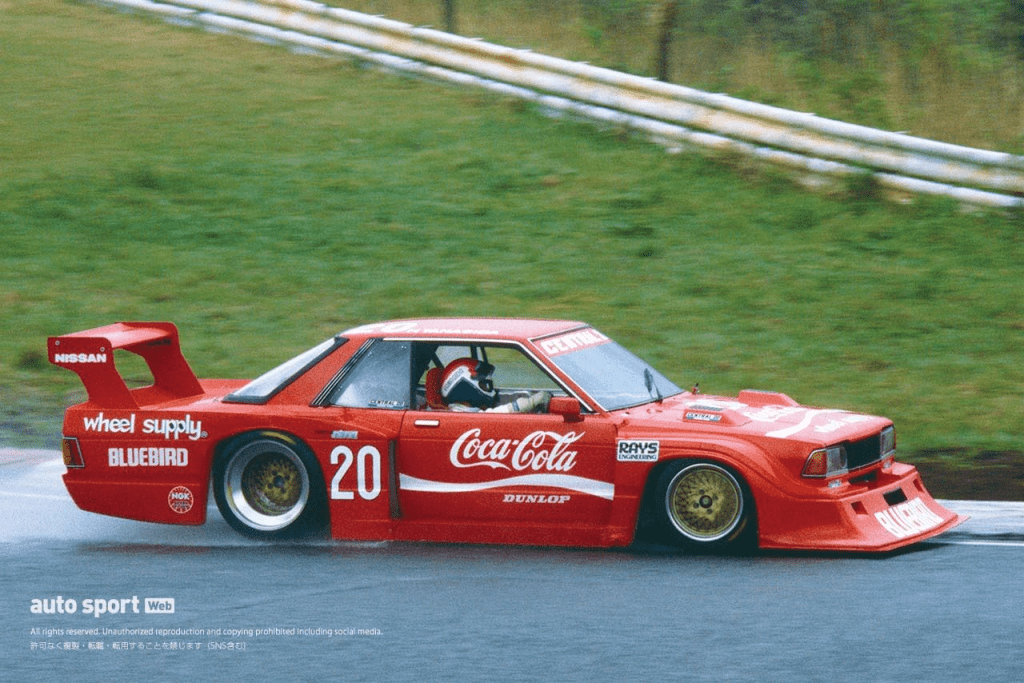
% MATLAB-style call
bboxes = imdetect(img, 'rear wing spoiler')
[48,322,203,409]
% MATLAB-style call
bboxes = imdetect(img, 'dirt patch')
[911,449,1024,501]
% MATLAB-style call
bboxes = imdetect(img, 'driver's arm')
[488,391,551,414]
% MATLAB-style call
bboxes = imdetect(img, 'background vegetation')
[348,0,1024,152]
[1,1,1020,496]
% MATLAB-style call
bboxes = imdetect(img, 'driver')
[440,358,550,413]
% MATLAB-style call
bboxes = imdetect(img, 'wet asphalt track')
[4,450,1024,682]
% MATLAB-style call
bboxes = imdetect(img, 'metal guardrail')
[101,0,1024,207]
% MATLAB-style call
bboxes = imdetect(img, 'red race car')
[49,318,964,552]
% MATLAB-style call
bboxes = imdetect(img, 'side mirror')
[549,396,583,422]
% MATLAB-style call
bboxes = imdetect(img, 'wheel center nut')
[699,495,714,509]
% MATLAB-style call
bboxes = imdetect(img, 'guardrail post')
[442,0,456,34]
[655,0,679,82]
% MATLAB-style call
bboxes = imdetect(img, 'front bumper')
[757,462,966,552]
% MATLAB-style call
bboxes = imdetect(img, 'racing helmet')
[441,358,497,409]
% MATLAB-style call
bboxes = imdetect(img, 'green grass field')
[1,2,1021,494]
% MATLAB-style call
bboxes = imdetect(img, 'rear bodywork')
[49,319,964,552]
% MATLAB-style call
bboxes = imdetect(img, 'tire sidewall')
[651,459,755,552]
[212,431,327,540]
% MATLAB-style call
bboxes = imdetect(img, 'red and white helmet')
[441,358,497,409]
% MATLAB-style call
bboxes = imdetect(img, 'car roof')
[341,318,588,342]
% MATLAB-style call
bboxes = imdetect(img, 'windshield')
[225,336,344,403]
[541,332,683,411]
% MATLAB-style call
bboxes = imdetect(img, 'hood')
[620,389,892,447]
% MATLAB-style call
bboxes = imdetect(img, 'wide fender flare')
[210,428,328,488]
[640,438,787,527]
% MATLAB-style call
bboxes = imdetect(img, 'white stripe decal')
[765,409,840,439]
[399,473,615,500]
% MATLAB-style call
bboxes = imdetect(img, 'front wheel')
[655,461,754,551]
[213,432,326,540]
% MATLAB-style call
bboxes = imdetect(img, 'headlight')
[880,426,896,457]
[802,446,848,478]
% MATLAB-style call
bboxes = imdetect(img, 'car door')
[313,339,412,540]
[393,343,617,536]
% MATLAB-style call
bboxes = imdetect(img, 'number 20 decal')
[330,445,382,500]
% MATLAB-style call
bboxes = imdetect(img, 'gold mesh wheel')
[665,463,744,543]
[241,452,303,516]
[220,436,311,533]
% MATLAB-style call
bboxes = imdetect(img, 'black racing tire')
[212,431,327,540]
[653,460,755,552]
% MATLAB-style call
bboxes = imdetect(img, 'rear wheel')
[213,432,326,540]
[656,461,753,551]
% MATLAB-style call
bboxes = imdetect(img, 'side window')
[417,343,564,411]
[486,347,562,394]
[328,341,412,409]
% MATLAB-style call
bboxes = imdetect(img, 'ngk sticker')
[167,486,194,514]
